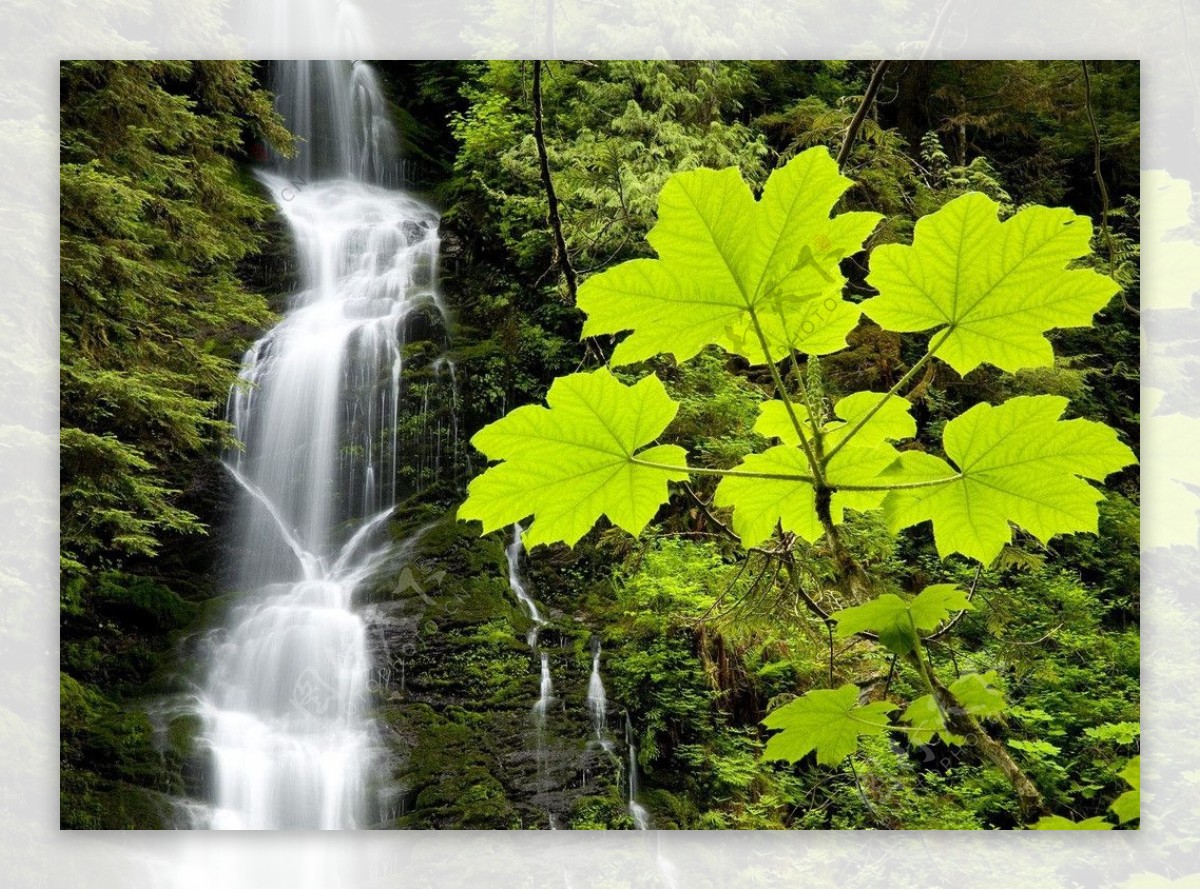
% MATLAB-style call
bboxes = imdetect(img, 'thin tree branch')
[923,563,981,642]
[682,482,739,543]
[532,60,578,304]
[1081,61,1137,316]
[837,61,893,170]
[1080,63,1115,270]
[1003,622,1064,647]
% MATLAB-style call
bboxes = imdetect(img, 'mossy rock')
[60,770,174,830]
[60,673,183,828]
[379,703,520,829]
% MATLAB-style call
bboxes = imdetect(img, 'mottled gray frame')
[3,1,1191,885]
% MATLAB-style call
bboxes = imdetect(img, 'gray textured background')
[2,1,1192,885]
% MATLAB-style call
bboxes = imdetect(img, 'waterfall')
[533,652,554,728]
[505,521,559,827]
[269,60,400,187]
[194,60,450,830]
[586,641,610,747]
[506,522,544,647]
[626,714,651,830]
[530,650,556,828]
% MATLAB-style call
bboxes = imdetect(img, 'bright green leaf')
[712,441,899,546]
[949,671,1007,719]
[459,368,689,548]
[1083,721,1141,745]
[824,392,917,448]
[754,391,915,449]
[1119,756,1141,790]
[862,192,1119,374]
[754,398,811,446]
[579,147,880,366]
[882,395,1137,563]
[831,584,972,654]
[1009,738,1062,757]
[1032,815,1114,831]
[762,684,897,766]
[720,392,917,547]
[1110,756,1140,824]
[902,694,959,747]
[712,445,821,545]
[1110,790,1140,824]
[903,671,1006,746]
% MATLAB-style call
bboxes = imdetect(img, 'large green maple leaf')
[831,584,973,655]
[458,368,688,548]
[578,147,881,366]
[762,684,897,766]
[881,395,1136,563]
[716,391,916,546]
[902,671,1007,746]
[861,192,1119,374]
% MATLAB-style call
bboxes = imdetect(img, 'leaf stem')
[833,474,961,492]
[629,457,814,484]
[823,326,952,464]
[908,618,940,699]
[793,354,827,461]
[630,456,958,492]
[745,305,826,485]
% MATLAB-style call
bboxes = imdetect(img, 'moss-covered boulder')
[363,511,627,828]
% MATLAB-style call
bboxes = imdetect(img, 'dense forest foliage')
[60,59,1139,830]
[59,60,291,827]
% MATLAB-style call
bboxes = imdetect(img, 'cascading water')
[533,652,555,728]
[506,522,544,647]
[626,714,651,830]
[194,60,451,830]
[504,522,561,828]
[586,641,611,747]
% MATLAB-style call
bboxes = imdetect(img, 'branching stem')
[630,456,959,491]
[823,327,952,464]
[745,305,826,485]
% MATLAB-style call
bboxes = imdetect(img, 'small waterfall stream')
[504,523,558,828]
[533,652,555,727]
[586,641,611,748]
[506,522,544,646]
[194,60,451,830]
[626,714,652,830]
[182,54,636,834]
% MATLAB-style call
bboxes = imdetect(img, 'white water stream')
[626,714,652,831]
[194,60,448,830]
[586,642,610,747]
[506,522,545,647]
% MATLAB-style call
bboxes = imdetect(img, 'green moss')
[60,672,178,829]
[166,713,201,760]
[381,703,521,829]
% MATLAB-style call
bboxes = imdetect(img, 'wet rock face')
[361,515,626,829]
